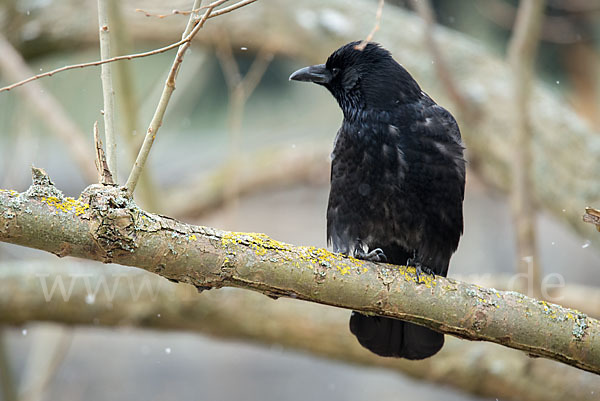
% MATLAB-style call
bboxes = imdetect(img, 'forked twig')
[125,0,260,196]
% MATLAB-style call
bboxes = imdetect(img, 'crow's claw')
[414,263,435,283]
[407,253,435,284]
[353,239,387,262]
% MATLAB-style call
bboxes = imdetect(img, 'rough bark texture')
[1,262,599,401]
[0,171,598,375]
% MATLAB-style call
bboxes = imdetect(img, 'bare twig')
[0,0,258,94]
[507,0,546,298]
[124,0,258,197]
[93,121,115,185]
[107,0,158,210]
[0,41,186,93]
[97,0,118,179]
[203,0,257,18]
[411,0,475,120]
[0,34,97,182]
[355,0,384,51]
[136,3,215,18]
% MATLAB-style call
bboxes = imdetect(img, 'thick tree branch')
[1,262,598,401]
[0,171,598,375]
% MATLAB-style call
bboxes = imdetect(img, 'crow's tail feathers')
[349,312,443,360]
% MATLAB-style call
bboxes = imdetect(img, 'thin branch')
[97,0,118,179]
[124,0,257,197]
[108,0,159,210]
[355,0,384,51]
[136,3,222,18]
[0,40,187,93]
[205,0,258,18]
[411,0,476,120]
[0,0,258,94]
[0,175,599,375]
[507,0,546,298]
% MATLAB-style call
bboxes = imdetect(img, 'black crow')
[289,42,465,359]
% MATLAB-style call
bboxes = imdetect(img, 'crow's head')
[289,41,422,119]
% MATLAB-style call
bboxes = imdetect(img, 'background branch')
[0,34,97,182]
[1,262,598,401]
[214,33,274,219]
[163,144,329,218]
[507,0,546,298]
[0,330,17,401]
[411,0,476,121]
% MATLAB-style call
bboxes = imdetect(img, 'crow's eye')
[332,68,341,77]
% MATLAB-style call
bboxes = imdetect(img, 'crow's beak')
[289,64,331,84]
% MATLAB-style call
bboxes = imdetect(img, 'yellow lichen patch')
[220,231,367,275]
[296,246,362,275]
[221,232,294,259]
[41,196,89,216]
[189,234,197,241]
[394,265,437,288]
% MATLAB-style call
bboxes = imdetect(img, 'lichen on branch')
[0,169,599,375]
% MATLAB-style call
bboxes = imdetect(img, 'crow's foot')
[352,239,387,262]
[407,252,435,283]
